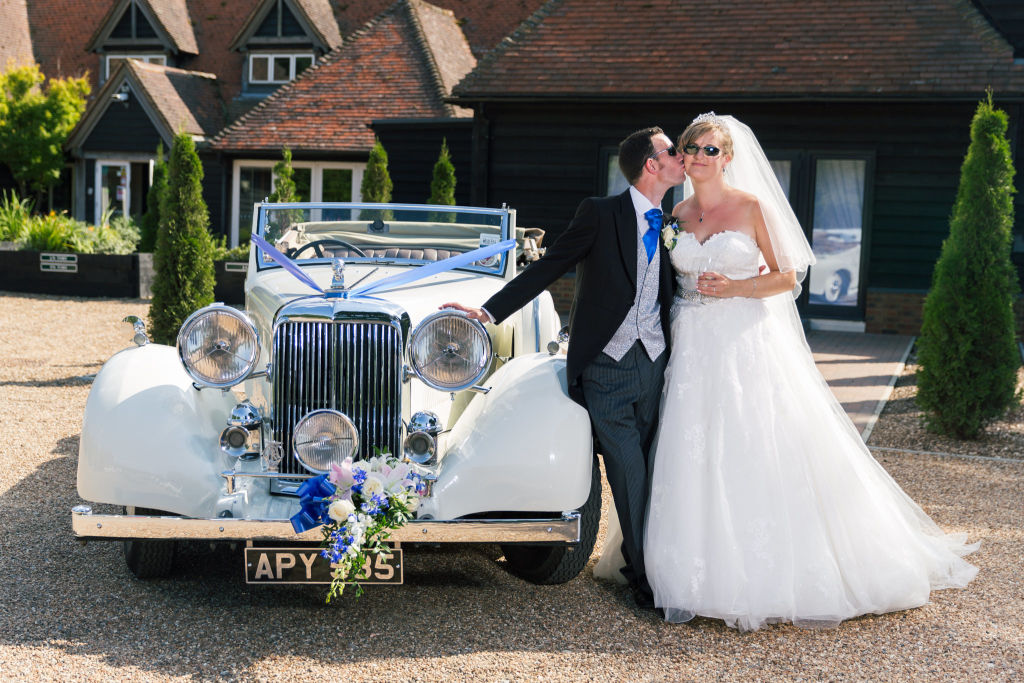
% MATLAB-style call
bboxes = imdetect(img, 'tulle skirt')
[600,295,978,631]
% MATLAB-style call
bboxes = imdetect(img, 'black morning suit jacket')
[483,189,676,406]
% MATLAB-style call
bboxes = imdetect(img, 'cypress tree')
[916,93,1021,438]
[148,132,215,345]
[428,138,456,222]
[360,138,393,203]
[138,142,166,252]
[268,147,297,203]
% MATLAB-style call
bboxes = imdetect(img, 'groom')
[443,127,685,607]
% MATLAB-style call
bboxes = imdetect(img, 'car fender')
[78,344,236,517]
[423,353,593,520]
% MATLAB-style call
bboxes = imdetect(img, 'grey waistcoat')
[602,233,665,361]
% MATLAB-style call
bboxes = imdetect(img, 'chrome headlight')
[177,304,260,388]
[293,409,359,474]
[409,311,492,392]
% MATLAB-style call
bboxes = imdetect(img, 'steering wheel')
[289,239,367,259]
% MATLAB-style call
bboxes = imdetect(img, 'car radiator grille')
[272,320,403,475]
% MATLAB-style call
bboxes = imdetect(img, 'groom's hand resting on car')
[440,302,491,323]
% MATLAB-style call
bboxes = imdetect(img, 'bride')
[596,113,978,631]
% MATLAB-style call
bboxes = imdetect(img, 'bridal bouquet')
[290,452,424,602]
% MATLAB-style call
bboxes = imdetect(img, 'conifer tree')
[428,138,456,222]
[360,138,393,203]
[138,142,166,252]
[148,132,215,345]
[268,147,297,203]
[916,93,1021,438]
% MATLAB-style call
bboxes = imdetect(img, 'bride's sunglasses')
[682,143,722,157]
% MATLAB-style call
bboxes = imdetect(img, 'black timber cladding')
[471,100,1024,291]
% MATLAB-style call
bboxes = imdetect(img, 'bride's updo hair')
[679,112,734,158]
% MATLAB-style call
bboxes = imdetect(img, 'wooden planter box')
[0,250,154,299]
[214,260,247,305]
[0,251,248,302]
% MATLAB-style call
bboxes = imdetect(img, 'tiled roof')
[127,60,223,138]
[0,0,34,67]
[67,59,224,150]
[26,1,106,82]
[211,0,475,154]
[143,0,200,54]
[454,0,1024,100]
[22,0,542,106]
[86,0,199,55]
[293,0,343,49]
[229,0,343,52]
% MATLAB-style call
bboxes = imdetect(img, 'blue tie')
[642,208,663,262]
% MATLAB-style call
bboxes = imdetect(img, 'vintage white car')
[72,202,599,588]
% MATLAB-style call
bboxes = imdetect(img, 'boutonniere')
[661,216,683,250]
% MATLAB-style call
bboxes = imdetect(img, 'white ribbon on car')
[250,232,516,299]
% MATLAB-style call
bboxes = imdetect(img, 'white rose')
[361,472,386,499]
[328,498,355,522]
[403,492,420,513]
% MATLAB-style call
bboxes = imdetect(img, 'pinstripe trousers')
[581,342,667,589]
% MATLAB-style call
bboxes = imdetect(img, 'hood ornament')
[329,258,346,291]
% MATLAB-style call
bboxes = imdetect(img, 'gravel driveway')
[0,292,1020,682]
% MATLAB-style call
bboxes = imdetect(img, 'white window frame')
[104,54,166,81]
[230,159,365,246]
[94,160,131,223]
[248,53,314,84]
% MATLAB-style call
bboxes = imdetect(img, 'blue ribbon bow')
[642,208,663,262]
[289,474,337,533]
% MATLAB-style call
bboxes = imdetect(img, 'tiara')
[691,111,726,126]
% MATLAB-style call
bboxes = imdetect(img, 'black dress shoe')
[630,581,655,609]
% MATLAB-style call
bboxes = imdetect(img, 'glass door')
[95,161,130,223]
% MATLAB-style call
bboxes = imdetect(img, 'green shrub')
[916,93,1022,439]
[359,138,393,220]
[428,138,456,222]
[139,142,167,252]
[0,189,33,242]
[149,132,216,345]
[213,236,250,262]
[69,215,140,254]
[24,212,77,251]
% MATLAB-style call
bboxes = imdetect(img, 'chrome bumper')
[71,505,581,544]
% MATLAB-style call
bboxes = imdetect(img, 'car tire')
[122,507,176,579]
[823,270,850,304]
[500,458,601,585]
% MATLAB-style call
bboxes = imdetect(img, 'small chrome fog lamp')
[292,409,359,474]
[404,411,442,465]
[219,402,262,459]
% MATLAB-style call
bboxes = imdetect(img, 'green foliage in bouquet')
[359,138,393,220]
[139,142,167,252]
[149,132,215,345]
[916,92,1021,438]
[428,138,457,222]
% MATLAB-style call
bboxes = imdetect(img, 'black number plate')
[244,547,403,585]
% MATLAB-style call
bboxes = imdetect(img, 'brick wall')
[545,273,576,319]
[866,289,1024,339]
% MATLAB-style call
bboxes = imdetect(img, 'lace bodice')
[669,230,761,290]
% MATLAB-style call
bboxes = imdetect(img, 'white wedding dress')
[597,228,979,631]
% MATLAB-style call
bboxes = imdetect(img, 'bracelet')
[750,278,757,298]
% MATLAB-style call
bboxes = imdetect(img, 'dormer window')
[110,1,158,40]
[255,0,306,39]
[105,54,167,80]
[249,53,313,84]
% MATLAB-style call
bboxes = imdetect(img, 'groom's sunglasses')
[648,145,677,160]
[682,143,722,157]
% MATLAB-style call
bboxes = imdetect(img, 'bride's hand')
[697,271,736,298]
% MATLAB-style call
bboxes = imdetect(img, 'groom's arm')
[443,197,601,323]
